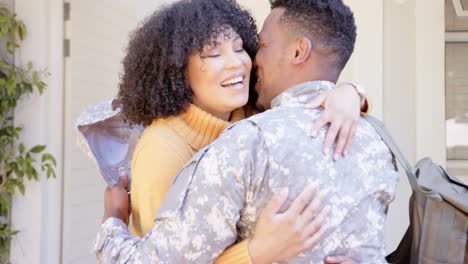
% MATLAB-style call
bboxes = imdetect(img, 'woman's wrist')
[248,236,271,264]
[339,81,368,112]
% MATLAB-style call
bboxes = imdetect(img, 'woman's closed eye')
[201,53,220,59]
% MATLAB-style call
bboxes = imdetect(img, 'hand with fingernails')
[305,82,362,161]
[103,177,356,264]
[248,184,330,264]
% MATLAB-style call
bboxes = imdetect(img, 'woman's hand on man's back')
[248,183,329,264]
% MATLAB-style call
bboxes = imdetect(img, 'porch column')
[10,0,64,263]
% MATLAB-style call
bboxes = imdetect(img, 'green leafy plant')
[0,7,56,261]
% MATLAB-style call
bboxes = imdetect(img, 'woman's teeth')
[221,76,243,86]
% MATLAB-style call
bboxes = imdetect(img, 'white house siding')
[383,0,445,252]
[61,0,137,263]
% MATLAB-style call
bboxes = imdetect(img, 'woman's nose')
[225,51,243,69]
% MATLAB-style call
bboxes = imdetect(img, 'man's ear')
[291,37,312,65]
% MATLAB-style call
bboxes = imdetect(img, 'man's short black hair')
[270,0,356,73]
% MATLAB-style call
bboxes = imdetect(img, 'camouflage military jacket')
[94,81,399,264]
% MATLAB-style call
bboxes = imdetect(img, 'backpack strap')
[364,116,420,191]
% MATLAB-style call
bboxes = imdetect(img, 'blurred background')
[1,0,466,263]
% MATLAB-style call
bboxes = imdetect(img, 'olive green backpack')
[365,116,468,264]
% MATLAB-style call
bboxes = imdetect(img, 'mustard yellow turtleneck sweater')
[130,104,251,264]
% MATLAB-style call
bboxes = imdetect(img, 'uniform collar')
[270,81,335,109]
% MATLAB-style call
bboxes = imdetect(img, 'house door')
[61,0,138,263]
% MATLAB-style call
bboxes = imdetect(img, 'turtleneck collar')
[165,104,246,151]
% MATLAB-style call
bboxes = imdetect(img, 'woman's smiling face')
[186,28,252,120]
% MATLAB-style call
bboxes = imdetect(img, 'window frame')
[452,0,468,16]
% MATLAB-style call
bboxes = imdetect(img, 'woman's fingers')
[303,205,329,238]
[325,256,357,264]
[323,120,341,156]
[286,183,317,216]
[307,83,361,158]
[333,121,352,160]
[310,111,330,137]
[305,92,327,109]
[300,191,325,223]
[248,185,330,263]
[302,223,326,251]
[343,122,357,156]
[263,188,289,217]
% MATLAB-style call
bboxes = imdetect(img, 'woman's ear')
[291,37,312,65]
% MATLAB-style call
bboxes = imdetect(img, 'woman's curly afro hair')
[118,0,259,126]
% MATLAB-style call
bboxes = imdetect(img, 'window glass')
[446,0,468,31]
[446,43,468,160]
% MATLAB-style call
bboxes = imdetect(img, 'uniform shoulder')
[224,118,263,136]
[203,118,266,153]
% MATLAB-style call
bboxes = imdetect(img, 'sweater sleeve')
[130,139,188,237]
[214,239,252,264]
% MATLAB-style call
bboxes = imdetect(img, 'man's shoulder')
[243,105,319,127]
[237,106,322,143]
[178,118,266,179]
[223,117,263,136]
[191,117,270,162]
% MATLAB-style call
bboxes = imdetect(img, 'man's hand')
[305,83,361,160]
[248,184,330,264]
[102,172,131,225]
